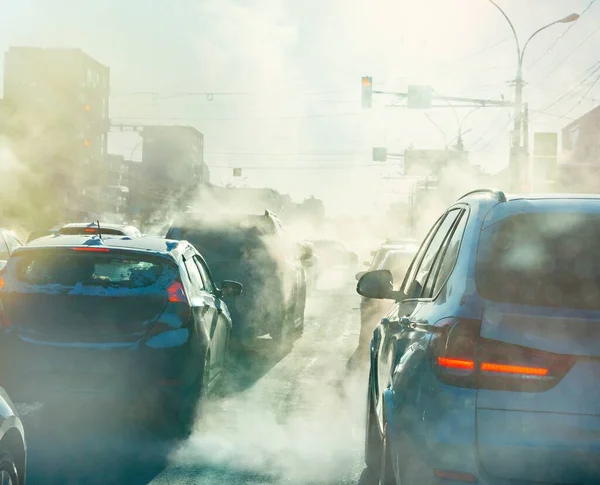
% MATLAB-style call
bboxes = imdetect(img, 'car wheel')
[292,289,306,339]
[270,302,291,348]
[153,355,209,440]
[0,452,19,485]
[378,425,396,485]
[365,367,382,470]
[217,332,232,396]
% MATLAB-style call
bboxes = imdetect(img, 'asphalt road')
[19,270,373,485]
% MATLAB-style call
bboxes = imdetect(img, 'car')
[0,230,23,271]
[358,189,600,485]
[306,239,358,269]
[302,238,357,289]
[166,210,309,347]
[57,221,143,238]
[359,239,420,279]
[0,234,242,437]
[0,387,26,485]
[356,247,417,356]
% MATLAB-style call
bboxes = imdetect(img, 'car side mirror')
[356,270,404,300]
[220,280,243,297]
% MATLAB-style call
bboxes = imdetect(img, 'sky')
[0,0,599,213]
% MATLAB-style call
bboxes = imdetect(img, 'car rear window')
[9,250,171,289]
[476,212,600,310]
[58,227,125,236]
[174,226,267,261]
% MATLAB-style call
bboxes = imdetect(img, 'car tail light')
[72,247,110,252]
[146,281,191,341]
[167,281,187,303]
[430,318,573,392]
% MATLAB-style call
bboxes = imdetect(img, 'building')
[559,104,600,192]
[3,47,110,220]
[137,126,208,216]
[141,125,206,187]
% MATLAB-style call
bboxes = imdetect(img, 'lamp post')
[487,1,579,190]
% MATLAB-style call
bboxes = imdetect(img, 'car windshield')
[477,212,600,310]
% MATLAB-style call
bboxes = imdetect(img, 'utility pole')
[487,0,579,191]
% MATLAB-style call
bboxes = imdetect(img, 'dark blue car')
[359,190,600,485]
[0,234,241,436]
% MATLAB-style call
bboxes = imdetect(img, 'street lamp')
[487,1,579,190]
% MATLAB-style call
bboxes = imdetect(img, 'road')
[20,270,373,485]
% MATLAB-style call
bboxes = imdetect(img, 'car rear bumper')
[0,333,198,407]
[385,378,600,485]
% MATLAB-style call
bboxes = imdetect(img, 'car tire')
[0,451,19,485]
[217,333,232,397]
[292,288,306,340]
[152,355,209,440]
[379,425,396,485]
[365,368,382,470]
[270,303,292,349]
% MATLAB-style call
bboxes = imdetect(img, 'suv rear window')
[476,212,600,310]
[9,250,171,289]
[172,226,268,260]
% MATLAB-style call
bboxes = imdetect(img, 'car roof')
[20,235,188,259]
[60,222,132,231]
[378,242,419,252]
[506,193,600,201]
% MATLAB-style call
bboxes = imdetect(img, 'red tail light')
[72,247,110,252]
[480,362,548,376]
[437,357,474,371]
[0,277,4,290]
[430,318,573,391]
[146,282,191,341]
[167,281,187,303]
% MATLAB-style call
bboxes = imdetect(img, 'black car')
[0,387,26,485]
[0,230,23,271]
[0,234,242,436]
[166,210,309,347]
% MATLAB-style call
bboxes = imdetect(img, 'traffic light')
[361,76,372,109]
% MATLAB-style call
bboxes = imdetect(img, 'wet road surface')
[20,270,374,485]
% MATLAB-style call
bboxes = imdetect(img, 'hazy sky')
[0,0,598,212]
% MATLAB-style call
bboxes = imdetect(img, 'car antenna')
[96,220,102,240]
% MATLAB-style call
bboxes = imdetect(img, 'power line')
[111,112,362,122]
[206,164,386,171]
[529,0,598,70]
[558,70,600,119]
[537,22,600,78]
[111,89,348,99]
[535,60,600,114]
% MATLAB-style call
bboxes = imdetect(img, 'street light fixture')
[486,1,579,190]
